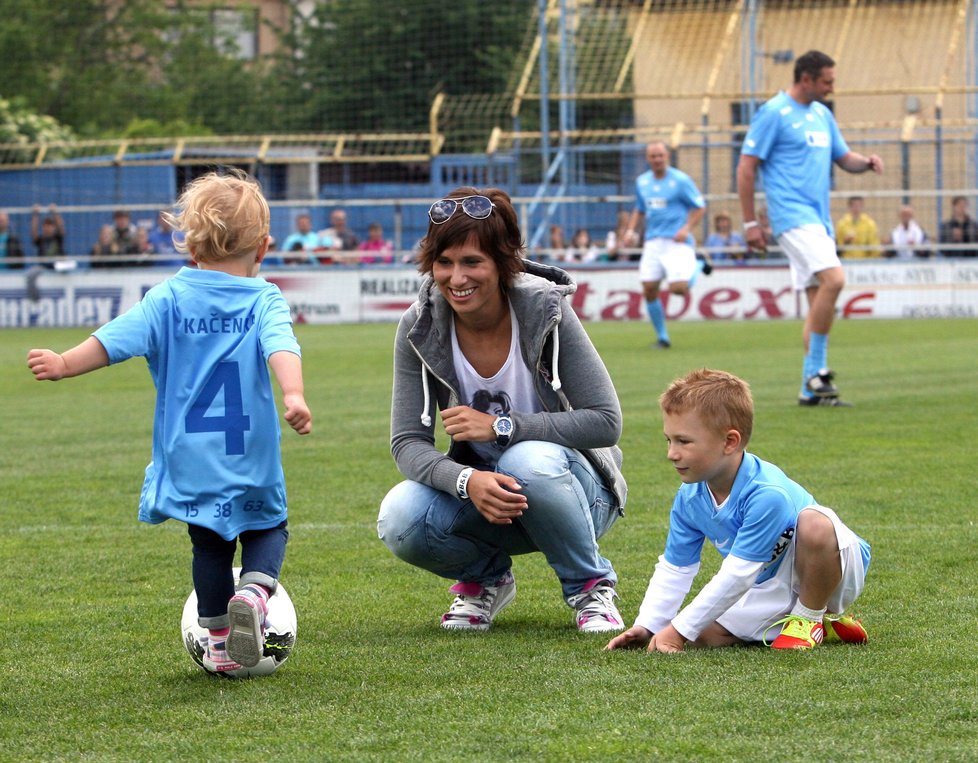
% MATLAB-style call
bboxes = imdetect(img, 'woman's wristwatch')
[492,415,514,446]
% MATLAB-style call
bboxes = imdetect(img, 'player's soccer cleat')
[566,579,624,633]
[767,615,825,650]
[805,368,840,398]
[441,571,516,631]
[226,589,268,668]
[654,338,672,349]
[698,251,714,276]
[203,641,242,673]
[798,395,853,407]
[823,612,868,644]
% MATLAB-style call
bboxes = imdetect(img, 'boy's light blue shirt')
[663,452,870,583]
[94,267,300,541]
[634,166,705,244]
[741,91,849,238]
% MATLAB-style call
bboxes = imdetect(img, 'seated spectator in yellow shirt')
[835,196,880,258]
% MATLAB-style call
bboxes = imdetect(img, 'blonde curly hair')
[165,169,269,263]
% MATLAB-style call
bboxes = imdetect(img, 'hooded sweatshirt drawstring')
[420,367,432,427]
[549,323,561,391]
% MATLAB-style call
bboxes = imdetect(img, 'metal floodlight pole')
[538,0,551,178]
[743,0,761,121]
[972,0,978,193]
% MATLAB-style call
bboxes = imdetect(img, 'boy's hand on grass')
[27,349,67,381]
[647,624,686,653]
[283,394,312,435]
[605,625,652,651]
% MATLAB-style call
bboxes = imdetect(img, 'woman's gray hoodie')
[389,259,627,510]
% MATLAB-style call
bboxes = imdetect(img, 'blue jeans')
[187,520,289,628]
[377,441,621,597]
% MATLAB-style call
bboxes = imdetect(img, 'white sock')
[791,602,826,622]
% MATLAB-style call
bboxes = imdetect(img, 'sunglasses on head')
[428,195,495,225]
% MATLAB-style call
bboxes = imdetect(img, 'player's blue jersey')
[741,91,849,238]
[634,166,705,244]
[94,267,300,541]
[662,452,870,584]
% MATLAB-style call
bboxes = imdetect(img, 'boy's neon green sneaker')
[767,615,825,650]
[823,613,868,644]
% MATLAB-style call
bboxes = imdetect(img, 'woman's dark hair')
[417,186,526,288]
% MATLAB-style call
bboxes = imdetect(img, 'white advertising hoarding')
[1,261,976,328]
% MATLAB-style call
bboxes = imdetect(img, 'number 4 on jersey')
[185,361,251,455]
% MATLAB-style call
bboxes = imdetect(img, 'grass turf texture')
[2,318,976,762]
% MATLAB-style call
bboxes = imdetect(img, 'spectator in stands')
[546,224,568,262]
[0,209,25,269]
[704,211,748,262]
[111,209,139,259]
[884,204,928,258]
[566,227,605,263]
[320,208,359,251]
[147,211,184,267]
[135,225,155,263]
[31,204,65,262]
[604,210,637,261]
[91,224,122,268]
[280,213,325,265]
[939,196,978,257]
[358,222,394,264]
[835,196,880,258]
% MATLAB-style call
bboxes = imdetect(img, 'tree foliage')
[0,0,533,139]
[269,0,532,133]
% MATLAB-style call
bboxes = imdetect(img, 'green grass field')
[2,318,976,762]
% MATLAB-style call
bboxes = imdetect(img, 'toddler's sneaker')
[441,571,516,632]
[226,589,268,668]
[565,578,623,633]
[698,251,714,276]
[203,642,241,673]
[767,615,825,650]
[823,612,868,644]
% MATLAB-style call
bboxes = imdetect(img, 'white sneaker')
[440,572,516,631]
[566,579,624,633]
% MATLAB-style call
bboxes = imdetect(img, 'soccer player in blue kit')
[605,369,870,653]
[625,141,707,348]
[737,50,883,406]
[27,170,312,673]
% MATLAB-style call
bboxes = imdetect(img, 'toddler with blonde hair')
[28,170,312,672]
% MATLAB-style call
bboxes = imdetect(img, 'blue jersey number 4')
[185,361,251,455]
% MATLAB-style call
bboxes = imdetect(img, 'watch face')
[495,417,513,435]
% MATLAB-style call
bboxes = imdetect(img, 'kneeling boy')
[607,368,869,652]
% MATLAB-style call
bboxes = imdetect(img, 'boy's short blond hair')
[659,368,754,446]
[165,169,269,263]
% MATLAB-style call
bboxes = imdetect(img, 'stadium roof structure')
[2,0,978,170]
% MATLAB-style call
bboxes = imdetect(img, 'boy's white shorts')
[638,237,697,285]
[716,504,867,643]
[777,224,841,290]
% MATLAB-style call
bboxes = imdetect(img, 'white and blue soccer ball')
[180,568,297,678]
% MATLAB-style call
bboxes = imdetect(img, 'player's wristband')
[743,221,759,230]
[456,467,475,500]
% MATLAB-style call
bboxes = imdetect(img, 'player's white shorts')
[715,504,868,643]
[638,237,697,284]
[777,224,841,290]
